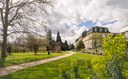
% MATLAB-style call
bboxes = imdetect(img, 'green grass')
[2,52,68,67]
[0,52,101,79]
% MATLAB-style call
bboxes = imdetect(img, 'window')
[100,28,102,32]
[94,28,97,32]
[105,28,107,32]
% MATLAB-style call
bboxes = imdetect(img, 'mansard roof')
[82,26,110,36]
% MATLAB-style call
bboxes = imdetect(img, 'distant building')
[82,26,110,49]
[120,26,128,41]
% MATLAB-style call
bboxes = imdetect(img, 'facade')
[122,31,128,41]
[82,26,110,49]
[120,26,128,41]
[74,36,83,48]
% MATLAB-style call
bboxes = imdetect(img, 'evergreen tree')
[46,30,57,51]
[76,40,85,50]
[61,42,65,51]
[52,40,56,47]
[55,31,62,52]
[64,40,69,50]
[47,30,52,45]
[61,40,69,51]
[69,44,75,50]
[56,31,62,43]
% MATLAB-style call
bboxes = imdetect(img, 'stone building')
[74,36,83,48]
[120,26,128,41]
[82,26,110,49]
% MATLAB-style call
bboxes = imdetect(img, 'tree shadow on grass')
[0,58,5,68]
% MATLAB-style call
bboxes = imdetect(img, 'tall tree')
[61,42,65,51]
[56,31,62,43]
[47,30,52,43]
[61,40,69,51]
[55,31,62,52]
[64,40,69,51]
[0,0,52,59]
[47,30,53,48]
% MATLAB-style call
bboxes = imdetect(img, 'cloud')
[48,0,128,43]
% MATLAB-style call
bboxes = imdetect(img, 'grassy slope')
[3,52,67,67]
[0,52,100,79]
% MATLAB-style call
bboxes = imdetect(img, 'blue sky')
[78,20,118,29]
[78,20,96,28]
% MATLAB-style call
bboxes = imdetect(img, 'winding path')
[0,51,75,77]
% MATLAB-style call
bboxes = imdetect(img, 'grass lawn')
[1,51,68,67]
[0,52,101,79]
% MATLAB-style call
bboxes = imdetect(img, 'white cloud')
[48,0,128,43]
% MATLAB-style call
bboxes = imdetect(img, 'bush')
[59,59,80,79]
[91,34,128,79]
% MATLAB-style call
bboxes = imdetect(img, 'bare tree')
[26,34,48,55]
[12,36,27,53]
[0,0,53,59]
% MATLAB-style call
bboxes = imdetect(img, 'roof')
[82,26,110,36]
[120,26,128,33]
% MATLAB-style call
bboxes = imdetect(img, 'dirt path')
[0,51,75,77]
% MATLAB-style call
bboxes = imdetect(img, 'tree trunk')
[1,0,10,59]
[0,58,5,68]
[1,27,8,59]
[34,50,37,55]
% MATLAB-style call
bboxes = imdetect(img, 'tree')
[76,40,85,51]
[46,30,56,51]
[61,42,65,51]
[56,31,62,43]
[69,44,75,50]
[61,40,69,51]
[7,43,12,55]
[0,0,52,59]
[26,34,48,55]
[55,31,62,52]
[11,35,28,53]
[64,40,69,51]
[47,30,52,45]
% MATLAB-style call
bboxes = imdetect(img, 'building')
[82,26,110,49]
[120,26,128,41]
[74,36,83,48]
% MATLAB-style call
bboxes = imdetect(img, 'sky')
[47,0,128,43]
[46,0,128,42]
[4,0,128,43]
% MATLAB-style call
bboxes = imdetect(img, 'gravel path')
[0,51,75,77]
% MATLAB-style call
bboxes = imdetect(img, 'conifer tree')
[47,30,52,45]
[56,31,62,43]
[55,31,62,52]
[69,44,75,50]
[64,40,69,50]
